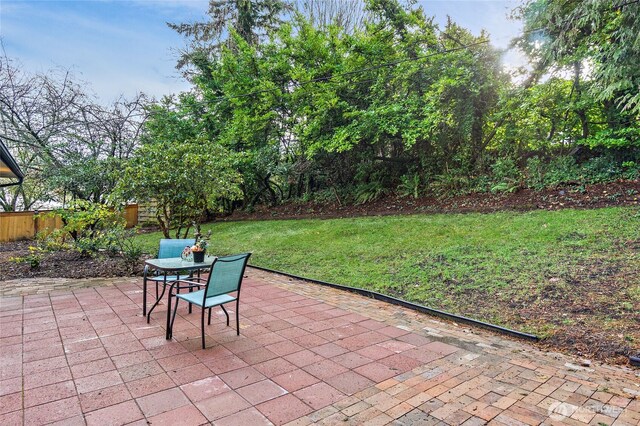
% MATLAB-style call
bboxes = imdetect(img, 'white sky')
[0,0,525,104]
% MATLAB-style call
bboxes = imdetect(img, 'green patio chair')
[144,238,195,321]
[168,253,251,349]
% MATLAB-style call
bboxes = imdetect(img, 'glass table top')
[145,256,217,271]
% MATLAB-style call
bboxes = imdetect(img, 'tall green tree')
[114,96,242,238]
[517,0,640,117]
[169,0,292,80]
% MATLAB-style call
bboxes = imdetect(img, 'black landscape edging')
[249,264,540,342]
[630,356,640,367]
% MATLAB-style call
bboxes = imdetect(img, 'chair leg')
[235,300,240,336]
[221,305,229,326]
[208,308,212,325]
[169,298,180,340]
[201,308,206,349]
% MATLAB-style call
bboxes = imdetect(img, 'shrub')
[581,156,620,183]
[355,182,387,204]
[113,228,144,265]
[543,155,581,187]
[398,174,422,199]
[581,128,640,150]
[10,246,43,269]
[43,200,127,257]
[525,156,546,190]
[490,158,521,193]
[491,158,521,182]
[621,161,640,180]
[430,170,472,197]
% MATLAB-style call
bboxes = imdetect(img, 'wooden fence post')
[33,210,39,238]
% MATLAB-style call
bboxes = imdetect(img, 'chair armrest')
[168,279,204,298]
[174,279,205,289]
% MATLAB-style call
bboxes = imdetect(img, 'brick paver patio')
[1,268,639,425]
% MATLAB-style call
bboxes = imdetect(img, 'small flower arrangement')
[191,227,212,253]
[181,246,193,261]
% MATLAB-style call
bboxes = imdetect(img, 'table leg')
[166,280,173,340]
[147,272,168,324]
[143,266,148,316]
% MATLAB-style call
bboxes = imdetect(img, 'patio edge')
[248,264,540,342]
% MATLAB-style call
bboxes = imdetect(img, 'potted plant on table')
[191,228,211,263]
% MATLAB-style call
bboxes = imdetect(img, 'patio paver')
[0,268,638,425]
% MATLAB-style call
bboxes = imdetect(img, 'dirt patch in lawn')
[453,254,640,365]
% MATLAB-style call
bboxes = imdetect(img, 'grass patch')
[134,207,639,358]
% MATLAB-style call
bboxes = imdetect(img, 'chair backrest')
[158,239,196,259]
[204,253,252,299]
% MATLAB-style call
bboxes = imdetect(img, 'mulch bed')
[219,180,640,221]
[0,241,146,280]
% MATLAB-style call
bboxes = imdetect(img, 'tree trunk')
[157,204,170,238]
[573,61,589,140]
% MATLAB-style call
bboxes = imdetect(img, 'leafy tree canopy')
[114,97,243,238]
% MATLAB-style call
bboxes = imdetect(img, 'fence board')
[0,211,34,242]
[124,204,139,228]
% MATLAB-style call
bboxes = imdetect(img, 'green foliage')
[430,169,472,197]
[622,161,640,180]
[111,228,144,265]
[490,182,517,194]
[581,156,621,183]
[35,231,70,252]
[581,128,640,150]
[355,182,387,204]
[44,156,125,204]
[398,174,421,199]
[543,156,581,187]
[88,0,640,214]
[42,200,130,257]
[46,200,125,243]
[10,246,43,269]
[169,0,509,205]
[489,158,521,193]
[114,97,243,238]
[4,0,640,210]
[168,0,292,72]
[524,156,546,190]
[523,154,640,189]
[517,0,640,115]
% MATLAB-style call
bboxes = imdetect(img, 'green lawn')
[134,207,639,352]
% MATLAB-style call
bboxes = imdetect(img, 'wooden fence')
[123,204,139,228]
[0,204,139,243]
[137,201,158,225]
